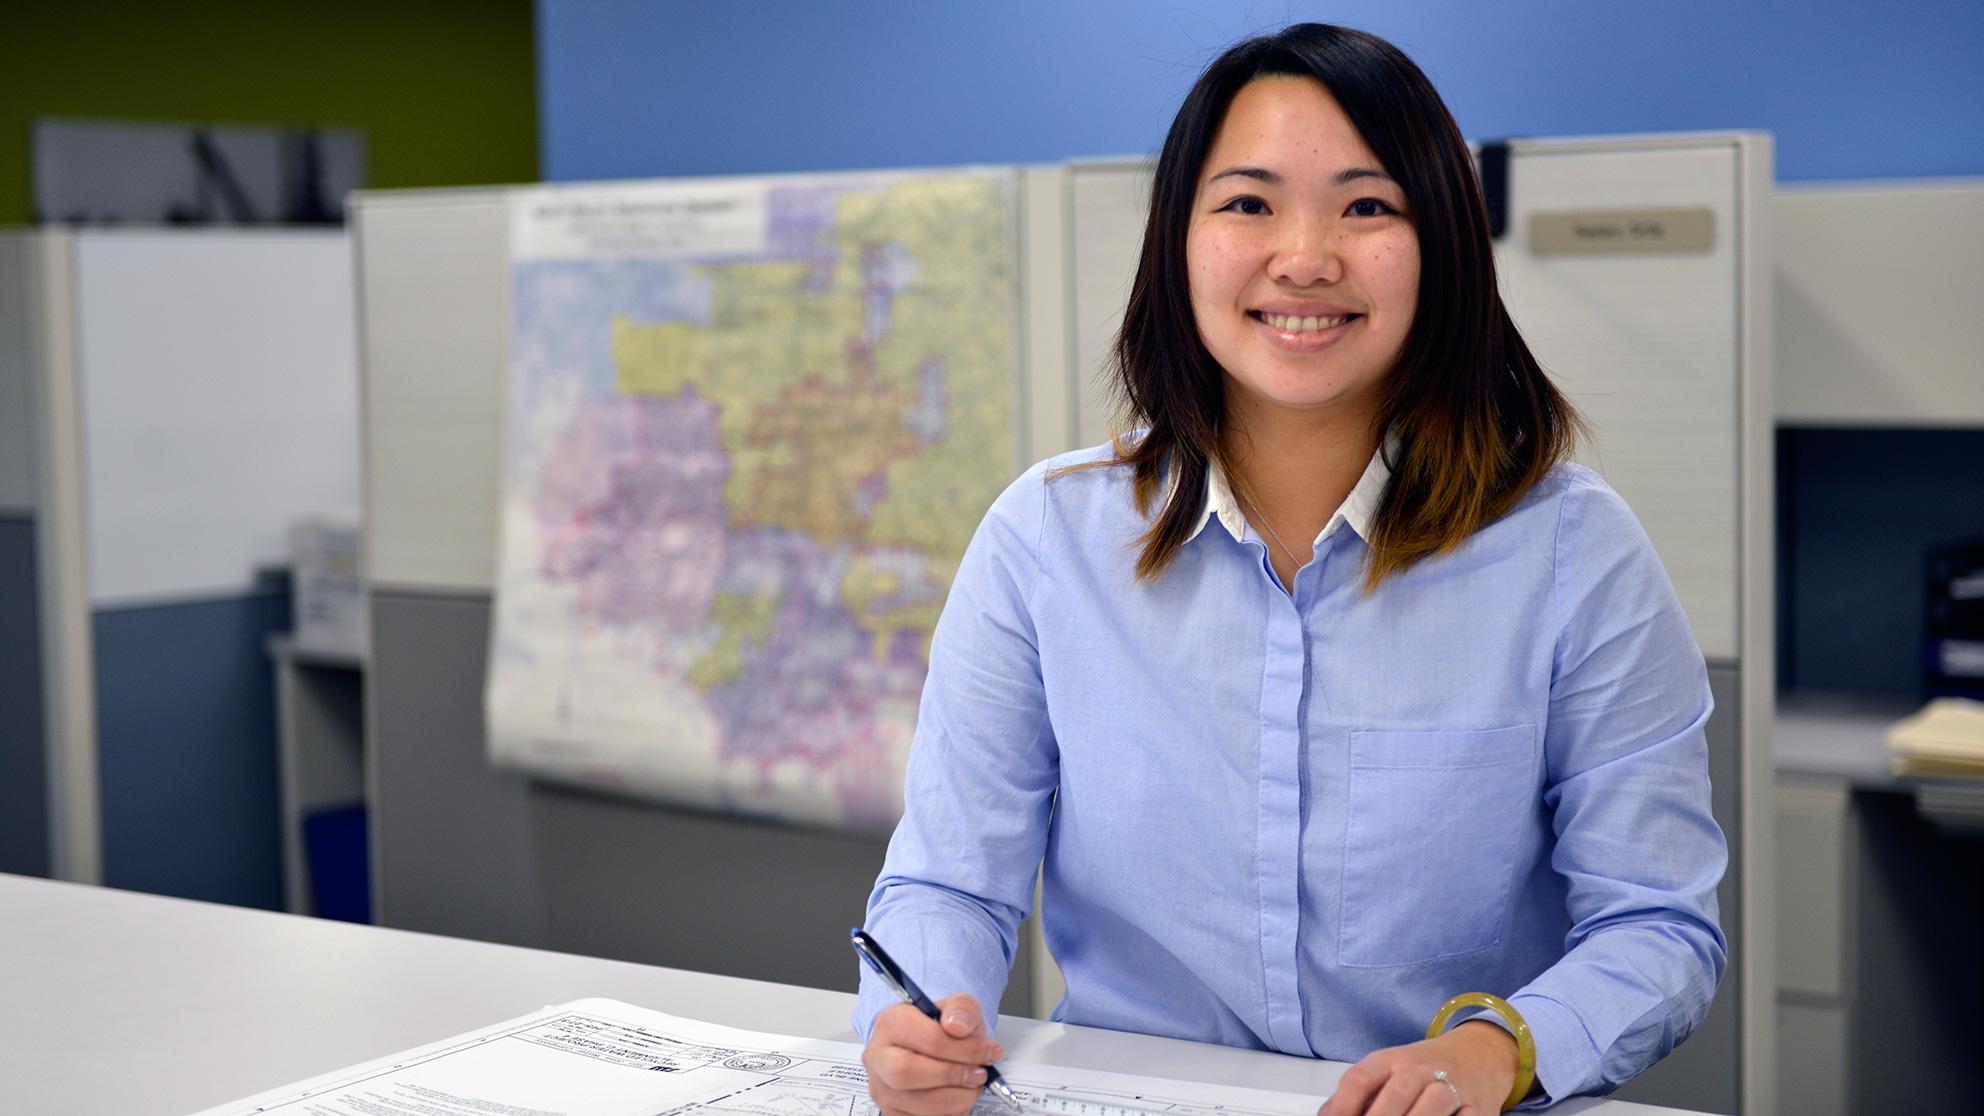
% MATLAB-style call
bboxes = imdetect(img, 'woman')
[856,23,1725,1116]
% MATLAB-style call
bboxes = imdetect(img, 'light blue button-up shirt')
[855,442,1727,1105]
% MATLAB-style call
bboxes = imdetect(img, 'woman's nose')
[1269,221,1343,287]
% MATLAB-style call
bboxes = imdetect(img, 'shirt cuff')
[854,965,1008,1041]
[1452,993,1598,1109]
[849,917,1011,1041]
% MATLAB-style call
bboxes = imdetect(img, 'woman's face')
[1186,75,1420,429]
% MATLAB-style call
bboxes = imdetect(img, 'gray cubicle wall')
[354,186,1057,1011]
[1630,666,1741,1114]
[369,589,924,990]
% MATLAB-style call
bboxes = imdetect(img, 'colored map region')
[487,171,1016,830]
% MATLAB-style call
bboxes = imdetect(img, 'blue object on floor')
[302,804,371,923]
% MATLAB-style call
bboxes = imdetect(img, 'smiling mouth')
[1249,310,1361,333]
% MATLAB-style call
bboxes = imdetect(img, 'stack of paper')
[1887,698,1984,778]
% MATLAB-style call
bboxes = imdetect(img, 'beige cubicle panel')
[1508,132,1775,1116]
[356,190,514,596]
[1775,179,1984,426]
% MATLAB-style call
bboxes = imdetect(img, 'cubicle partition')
[1508,135,1773,1116]
[0,234,52,878]
[354,132,1770,1113]
[1774,179,1984,692]
[1768,179,1984,1116]
[0,228,362,907]
[1,230,92,885]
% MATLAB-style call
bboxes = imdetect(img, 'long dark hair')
[1096,22,1583,590]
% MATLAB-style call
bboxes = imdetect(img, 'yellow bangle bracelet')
[1426,992,1536,1112]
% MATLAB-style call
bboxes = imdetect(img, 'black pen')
[851,927,1026,1112]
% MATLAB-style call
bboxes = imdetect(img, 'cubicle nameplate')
[1528,207,1714,254]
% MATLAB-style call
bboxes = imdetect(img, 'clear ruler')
[1025,1094,1184,1116]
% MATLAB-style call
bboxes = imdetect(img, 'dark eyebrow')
[1334,166,1396,186]
[1204,165,1397,188]
[1207,166,1282,186]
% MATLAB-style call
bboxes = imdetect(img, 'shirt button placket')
[1257,550,1314,1056]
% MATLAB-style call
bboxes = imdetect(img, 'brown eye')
[1347,198,1397,218]
[1219,196,1270,216]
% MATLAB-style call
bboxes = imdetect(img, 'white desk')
[0,874,1699,1116]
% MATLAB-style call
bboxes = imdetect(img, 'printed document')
[191,998,1322,1116]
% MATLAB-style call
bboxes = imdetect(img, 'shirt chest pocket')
[1336,725,1537,968]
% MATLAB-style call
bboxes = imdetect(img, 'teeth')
[1262,312,1351,333]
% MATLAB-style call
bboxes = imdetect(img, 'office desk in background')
[0,874,1707,1116]
[1773,695,1984,1116]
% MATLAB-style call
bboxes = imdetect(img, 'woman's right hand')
[862,994,1005,1116]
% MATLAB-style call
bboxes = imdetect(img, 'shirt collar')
[1187,436,1394,549]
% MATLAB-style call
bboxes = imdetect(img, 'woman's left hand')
[1316,1021,1519,1116]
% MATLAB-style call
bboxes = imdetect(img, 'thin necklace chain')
[1233,484,1303,572]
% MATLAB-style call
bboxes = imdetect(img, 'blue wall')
[538,1,1983,184]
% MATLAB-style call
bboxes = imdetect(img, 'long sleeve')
[853,469,1060,1038]
[1501,479,1729,1105]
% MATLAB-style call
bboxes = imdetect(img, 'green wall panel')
[0,0,538,223]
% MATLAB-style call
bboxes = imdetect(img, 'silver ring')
[1432,1069,1463,1108]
